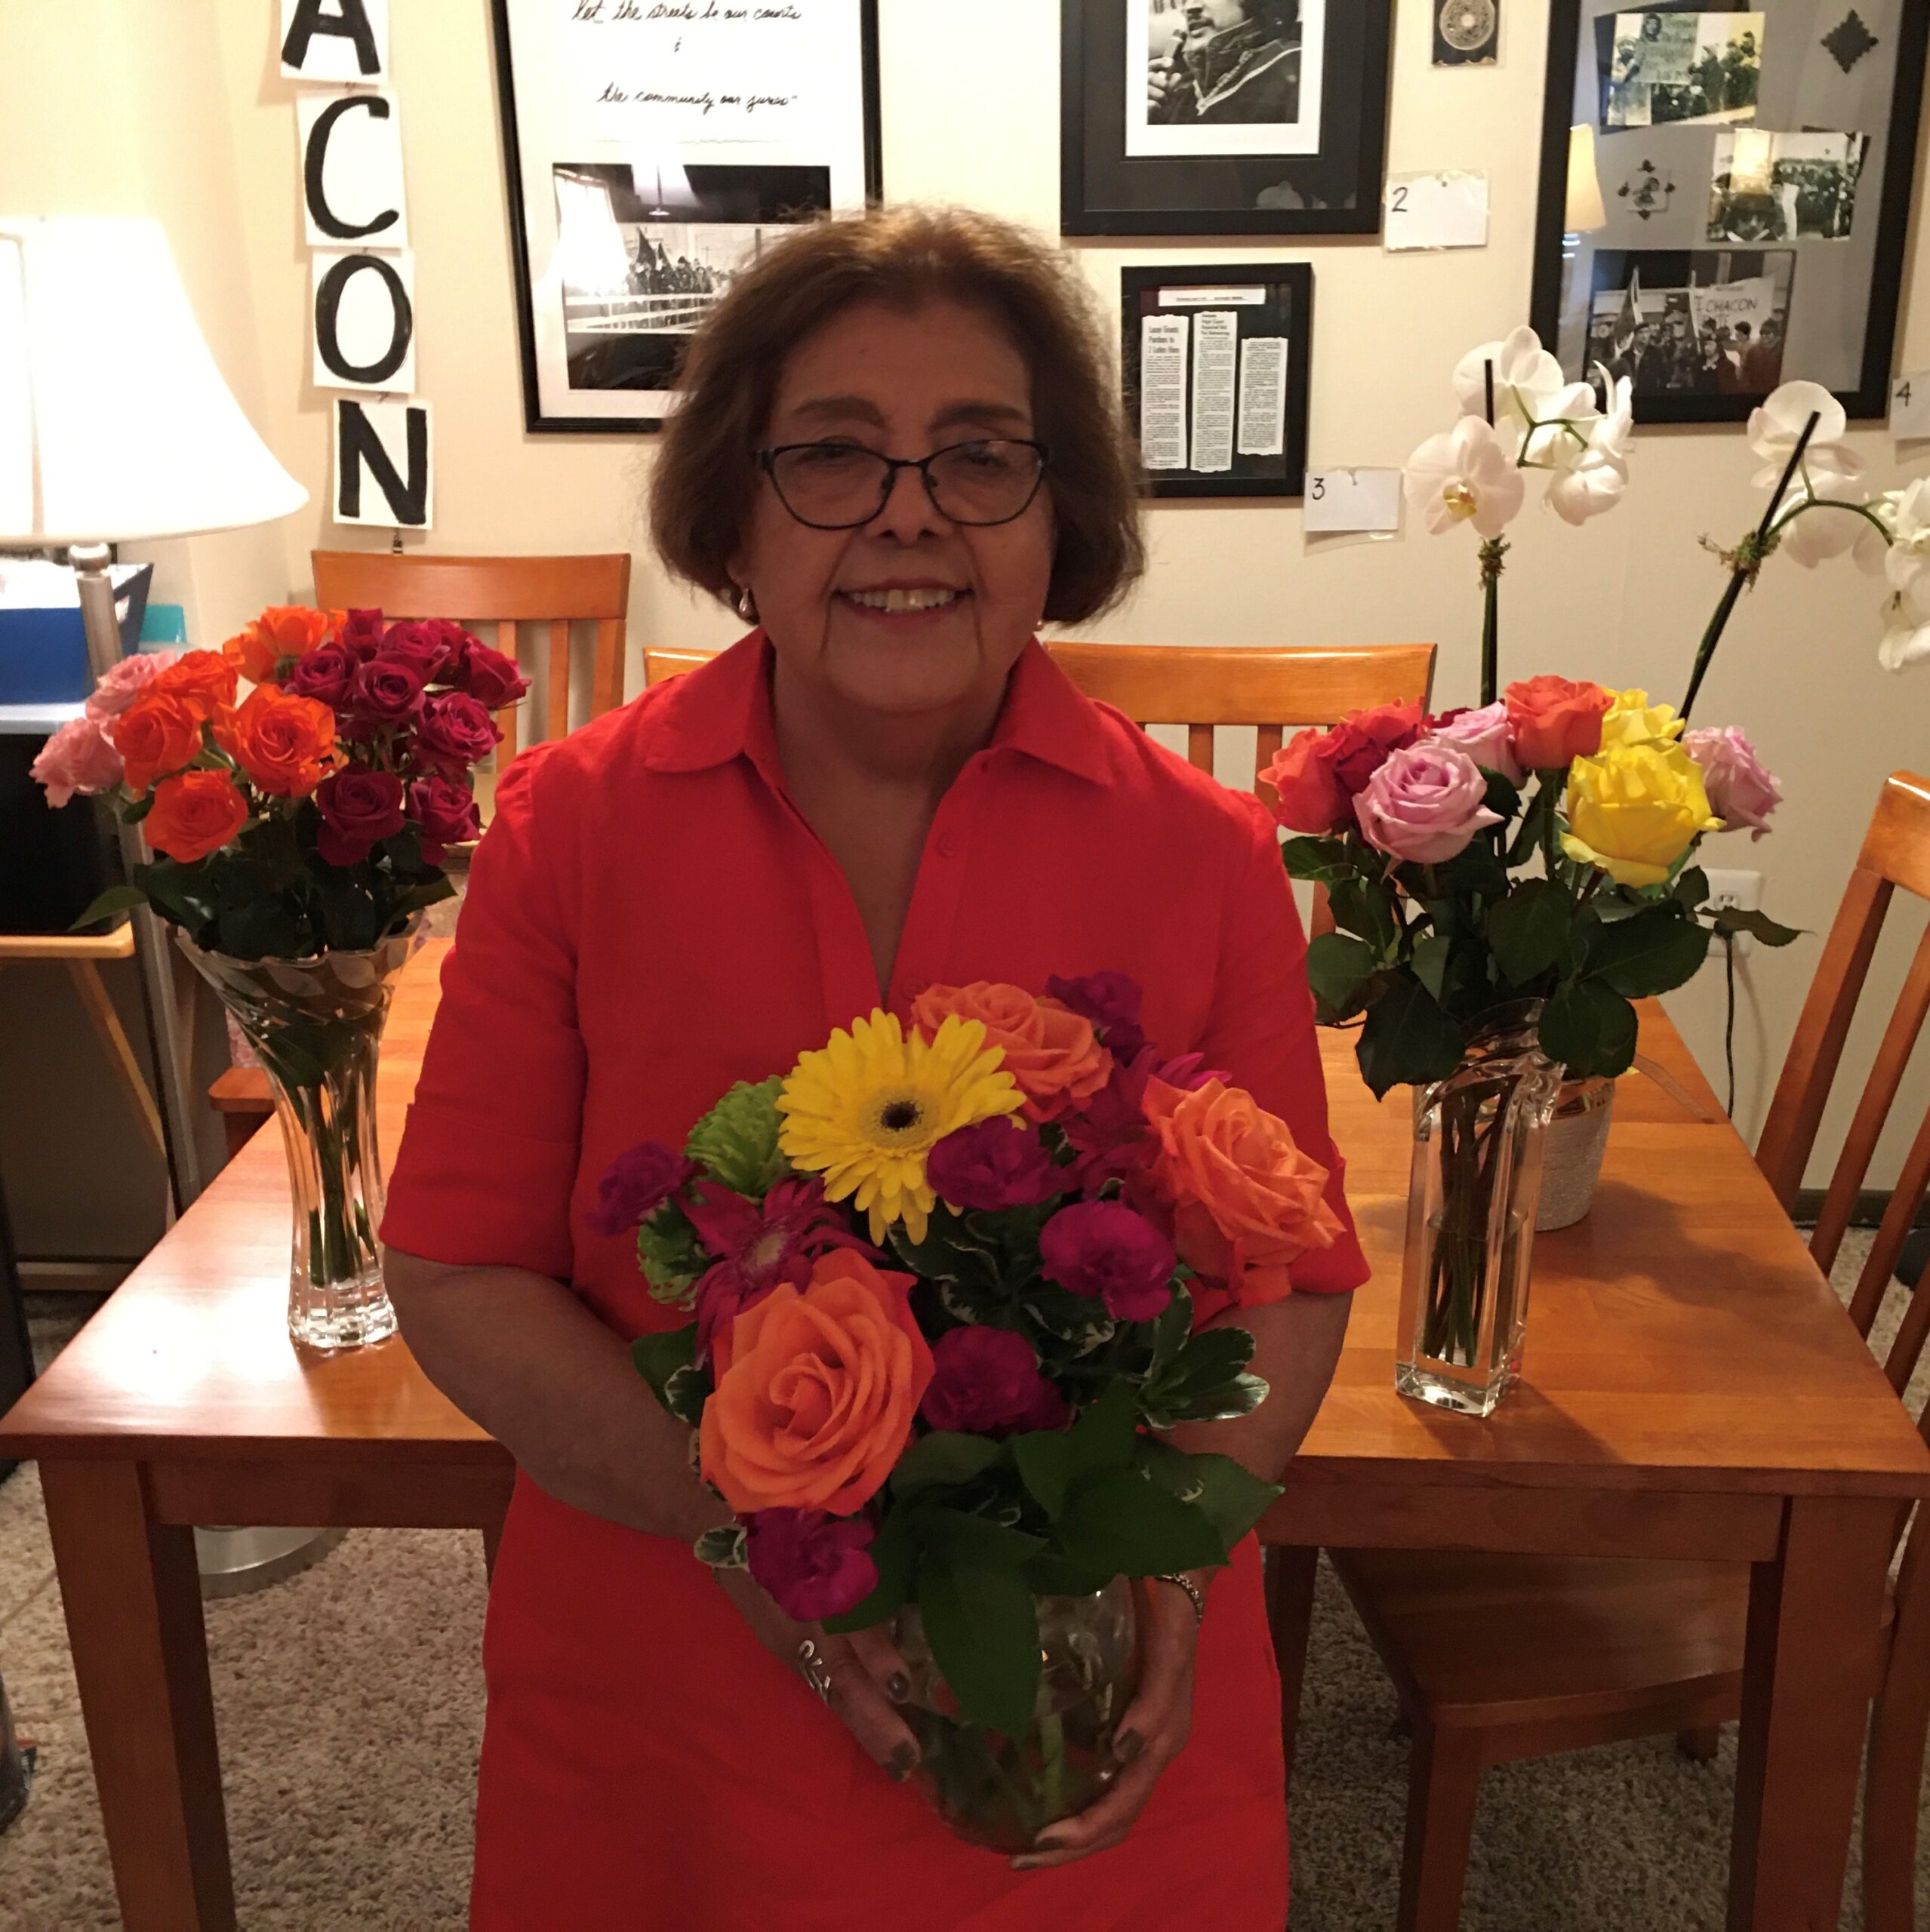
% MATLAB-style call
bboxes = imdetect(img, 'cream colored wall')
[7,1,1927,1198]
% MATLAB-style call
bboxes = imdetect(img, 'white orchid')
[1405,417,1525,538]
[1878,578,1930,672]
[1876,476,1930,594]
[1452,326,1565,430]
[1519,381,1603,469]
[1771,466,1883,569]
[1542,373,1632,525]
[1747,380,1864,488]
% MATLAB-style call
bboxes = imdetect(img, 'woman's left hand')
[1008,1574,1203,1872]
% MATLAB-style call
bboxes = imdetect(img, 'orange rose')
[143,769,248,863]
[111,692,205,794]
[1142,1075,1342,1307]
[1504,675,1612,772]
[700,1250,932,1515]
[222,605,345,685]
[145,649,238,721]
[910,982,1112,1123]
[213,687,337,798]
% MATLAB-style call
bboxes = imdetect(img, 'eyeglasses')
[756,438,1051,531]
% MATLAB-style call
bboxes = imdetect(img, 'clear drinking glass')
[890,1580,1138,1855]
[179,925,416,1350]
[1395,1001,1562,1417]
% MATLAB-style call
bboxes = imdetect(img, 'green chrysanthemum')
[684,1076,789,1196]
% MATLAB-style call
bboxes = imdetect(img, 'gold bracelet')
[1153,1571,1207,1627]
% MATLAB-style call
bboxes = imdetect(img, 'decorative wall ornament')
[1822,9,1880,72]
[1617,158,1676,220]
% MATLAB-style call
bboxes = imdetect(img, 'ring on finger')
[796,1637,836,1703]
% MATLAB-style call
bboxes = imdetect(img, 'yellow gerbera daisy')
[776,1011,1022,1244]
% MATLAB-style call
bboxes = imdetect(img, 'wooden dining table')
[2,937,1925,1932]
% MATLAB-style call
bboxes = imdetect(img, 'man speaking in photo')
[1147,0,1301,127]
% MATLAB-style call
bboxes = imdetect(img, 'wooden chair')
[214,553,634,1155]
[1289,771,1930,1931]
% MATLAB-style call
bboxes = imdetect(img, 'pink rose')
[85,649,183,721]
[31,716,125,808]
[1684,727,1781,839]
[1423,700,1525,786]
[1354,743,1502,866]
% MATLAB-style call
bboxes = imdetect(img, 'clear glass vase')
[891,1580,1138,1855]
[1395,1002,1562,1417]
[179,925,416,1351]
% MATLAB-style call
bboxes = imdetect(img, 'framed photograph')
[1531,1,1928,423]
[1119,263,1313,497]
[1062,1,1392,236]
[489,0,881,433]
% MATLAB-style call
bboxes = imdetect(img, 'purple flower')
[282,642,357,708]
[587,1141,700,1238]
[1039,1199,1176,1322]
[1146,1048,1230,1092]
[925,1119,1064,1212]
[919,1326,1068,1437]
[744,1509,879,1623]
[1045,971,1147,1060]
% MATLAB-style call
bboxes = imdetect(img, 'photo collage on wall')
[1534,1,1925,423]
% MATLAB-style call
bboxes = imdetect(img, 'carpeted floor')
[0,1240,1922,1930]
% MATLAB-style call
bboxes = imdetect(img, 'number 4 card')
[1892,374,1930,441]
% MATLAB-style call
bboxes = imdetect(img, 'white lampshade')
[0,216,306,544]
[1565,125,1608,235]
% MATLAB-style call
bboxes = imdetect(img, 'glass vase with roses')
[600,975,1344,1853]
[33,603,528,1349]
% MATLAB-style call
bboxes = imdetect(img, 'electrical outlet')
[1703,868,1762,957]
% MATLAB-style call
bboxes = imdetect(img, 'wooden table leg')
[1728,1493,1892,1932]
[42,1460,235,1932]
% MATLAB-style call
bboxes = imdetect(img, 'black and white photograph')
[1602,10,1763,128]
[1707,128,1867,240]
[1433,0,1501,66]
[1128,0,1326,158]
[1581,248,1793,398]
[1119,262,1312,496]
[552,162,826,396]
[491,0,879,431]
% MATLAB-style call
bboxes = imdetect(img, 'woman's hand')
[713,1564,922,1785]
[1010,1574,1203,1872]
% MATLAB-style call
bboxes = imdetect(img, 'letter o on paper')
[314,254,412,386]
[304,94,399,242]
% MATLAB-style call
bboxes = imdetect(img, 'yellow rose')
[1597,688,1685,749]
[1561,741,1722,888]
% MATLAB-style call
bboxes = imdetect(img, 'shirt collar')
[642,631,1113,786]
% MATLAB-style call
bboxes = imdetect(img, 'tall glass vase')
[1395,1002,1562,1417]
[180,924,416,1351]
[890,1580,1138,1855]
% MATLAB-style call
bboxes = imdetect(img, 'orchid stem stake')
[1478,537,1507,708]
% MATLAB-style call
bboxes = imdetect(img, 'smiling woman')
[380,202,1363,1931]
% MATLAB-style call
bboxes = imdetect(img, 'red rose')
[457,640,529,709]
[1323,701,1424,795]
[407,772,481,862]
[337,609,387,663]
[315,764,406,867]
[346,657,426,728]
[379,620,458,685]
[415,691,500,771]
[1260,728,1352,835]
[282,642,357,708]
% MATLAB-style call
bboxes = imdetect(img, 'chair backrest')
[1756,771,1930,1376]
[312,551,632,764]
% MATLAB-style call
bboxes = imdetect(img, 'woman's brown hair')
[648,205,1146,625]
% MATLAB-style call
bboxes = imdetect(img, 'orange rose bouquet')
[35,602,527,961]
[601,975,1341,1852]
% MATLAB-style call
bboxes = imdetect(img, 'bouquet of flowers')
[33,602,527,958]
[599,975,1342,1850]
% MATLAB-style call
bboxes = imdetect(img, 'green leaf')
[916,1546,1041,1738]
[1587,905,1710,997]
[1673,866,1709,909]
[637,1201,706,1305]
[632,1324,710,1426]
[1304,932,1381,1021]
[1023,1282,1116,1352]
[1410,933,1451,1006]
[1429,839,1510,902]
[68,884,148,932]
[820,1511,919,1634]
[1022,1552,1113,1598]
[684,1077,789,1195]
[1139,1327,1268,1429]
[216,897,303,961]
[1487,878,1572,986]
[1011,1382,1138,1519]
[1137,1440,1282,1553]
[694,1524,746,1569]
[891,1430,1004,1498]
[1707,906,1803,948]
[1279,835,1356,884]
[1482,771,1523,822]
[1540,979,1639,1078]
[1356,977,1465,1099]
[1057,1466,1224,1578]
[1328,877,1398,952]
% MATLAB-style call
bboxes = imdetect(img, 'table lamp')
[0,216,308,1209]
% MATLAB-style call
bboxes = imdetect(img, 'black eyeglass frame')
[753,437,1052,530]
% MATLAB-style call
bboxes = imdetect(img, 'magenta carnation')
[587,1141,700,1238]
[1039,1199,1176,1321]
[743,1508,879,1623]
[925,1118,1064,1212]
[919,1325,1067,1436]
[1045,971,1147,1060]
